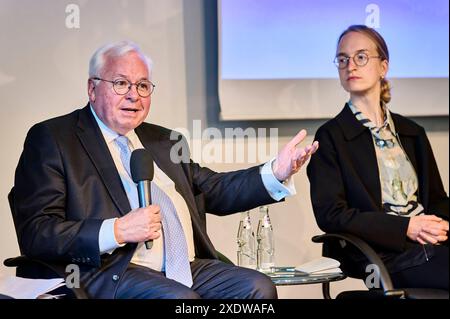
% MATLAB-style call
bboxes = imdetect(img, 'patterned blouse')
[348,101,424,217]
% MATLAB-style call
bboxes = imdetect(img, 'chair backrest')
[321,236,368,279]
[8,186,19,245]
[313,233,449,299]
[216,251,234,265]
[312,233,399,295]
[5,186,88,299]
[8,187,15,213]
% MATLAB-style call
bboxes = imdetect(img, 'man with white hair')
[11,41,318,299]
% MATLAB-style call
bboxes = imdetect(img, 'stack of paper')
[0,274,65,299]
[295,257,342,275]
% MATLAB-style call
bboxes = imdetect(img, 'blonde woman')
[308,25,448,290]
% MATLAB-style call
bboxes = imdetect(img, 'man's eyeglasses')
[91,77,156,97]
[334,52,381,69]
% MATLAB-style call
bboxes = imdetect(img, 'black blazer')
[307,104,448,273]
[12,104,275,298]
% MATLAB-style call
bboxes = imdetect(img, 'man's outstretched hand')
[273,129,319,181]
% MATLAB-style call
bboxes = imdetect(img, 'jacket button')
[112,275,120,282]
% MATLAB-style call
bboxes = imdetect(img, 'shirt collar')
[89,104,140,148]
[348,100,396,135]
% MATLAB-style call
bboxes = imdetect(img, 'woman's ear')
[380,59,389,79]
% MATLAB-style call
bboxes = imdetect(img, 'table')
[267,266,346,298]
[268,266,345,286]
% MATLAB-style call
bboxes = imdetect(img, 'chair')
[3,256,88,299]
[5,187,88,299]
[312,233,449,299]
[216,251,234,265]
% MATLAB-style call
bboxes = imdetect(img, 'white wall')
[0,0,189,273]
[0,0,448,299]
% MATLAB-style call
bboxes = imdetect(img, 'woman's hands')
[407,215,449,245]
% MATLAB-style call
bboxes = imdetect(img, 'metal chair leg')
[322,282,331,299]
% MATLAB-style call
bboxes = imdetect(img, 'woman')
[307,25,448,290]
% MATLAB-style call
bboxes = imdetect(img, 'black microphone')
[130,148,155,249]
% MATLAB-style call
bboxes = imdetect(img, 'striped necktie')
[115,135,132,177]
[115,135,193,287]
[151,183,193,287]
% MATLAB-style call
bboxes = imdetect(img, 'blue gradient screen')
[220,0,449,79]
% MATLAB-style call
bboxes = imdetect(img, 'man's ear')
[88,79,96,102]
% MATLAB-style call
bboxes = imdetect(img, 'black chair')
[312,233,449,299]
[5,187,89,299]
[3,256,89,299]
[216,251,234,265]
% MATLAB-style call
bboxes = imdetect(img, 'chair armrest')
[4,256,62,274]
[216,251,234,265]
[4,256,89,299]
[312,233,404,297]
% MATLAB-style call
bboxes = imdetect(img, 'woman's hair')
[89,40,153,80]
[337,25,391,104]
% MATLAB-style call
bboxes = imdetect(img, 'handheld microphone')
[130,148,155,249]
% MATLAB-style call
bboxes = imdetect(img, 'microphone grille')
[130,149,154,183]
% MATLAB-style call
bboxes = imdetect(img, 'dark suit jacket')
[12,104,275,298]
[307,104,448,274]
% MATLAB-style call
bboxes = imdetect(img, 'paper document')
[0,274,65,299]
[295,257,342,274]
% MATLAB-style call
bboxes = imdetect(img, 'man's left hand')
[273,129,319,182]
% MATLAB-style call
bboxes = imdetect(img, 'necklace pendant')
[376,139,386,148]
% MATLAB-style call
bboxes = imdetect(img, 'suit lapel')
[135,126,202,227]
[349,132,382,208]
[336,104,382,208]
[76,105,131,215]
[391,113,419,173]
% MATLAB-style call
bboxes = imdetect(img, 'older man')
[12,41,318,299]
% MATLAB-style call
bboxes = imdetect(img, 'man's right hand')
[407,215,448,245]
[114,205,162,244]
